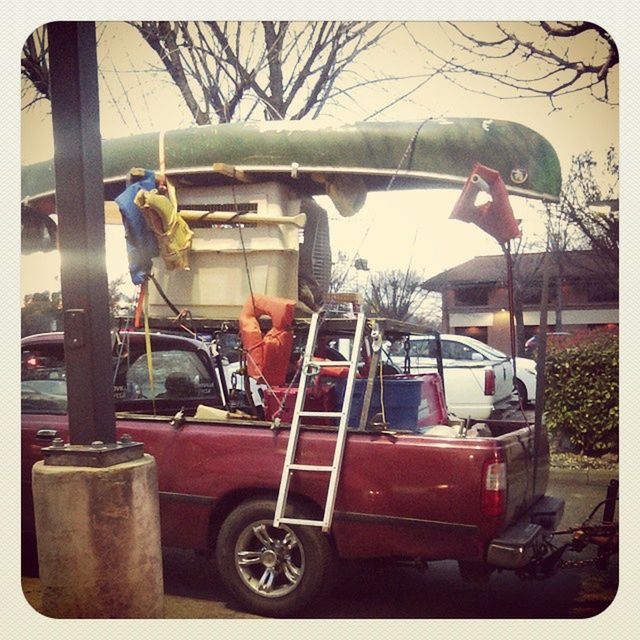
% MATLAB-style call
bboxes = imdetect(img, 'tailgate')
[491,358,514,403]
[497,423,550,525]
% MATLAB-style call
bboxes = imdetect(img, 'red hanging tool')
[450,163,521,244]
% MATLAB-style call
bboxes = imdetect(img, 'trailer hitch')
[517,479,618,579]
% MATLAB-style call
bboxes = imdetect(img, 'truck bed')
[22,411,549,564]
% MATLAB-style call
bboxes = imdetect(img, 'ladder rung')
[277,517,325,528]
[274,311,367,533]
[298,411,343,418]
[309,360,353,368]
[288,463,333,472]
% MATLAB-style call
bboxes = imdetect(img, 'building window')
[586,283,619,303]
[520,287,555,304]
[454,286,489,306]
[455,326,488,343]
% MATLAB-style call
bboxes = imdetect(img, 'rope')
[134,281,145,328]
[142,278,157,415]
[196,209,244,224]
[242,348,291,412]
[158,129,167,173]
[112,295,135,387]
[273,364,303,420]
[157,129,179,211]
[336,118,432,292]
[378,357,386,425]
[149,273,181,316]
[231,183,258,319]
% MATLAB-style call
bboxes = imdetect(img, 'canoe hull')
[22,118,562,214]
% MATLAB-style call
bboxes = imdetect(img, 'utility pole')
[49,20,116,444]
[31,22,163,618]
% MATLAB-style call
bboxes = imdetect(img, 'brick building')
[423,250,618,353]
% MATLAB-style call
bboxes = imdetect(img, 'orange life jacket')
[239,294,296,386]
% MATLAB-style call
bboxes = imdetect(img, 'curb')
[550,466,618,476]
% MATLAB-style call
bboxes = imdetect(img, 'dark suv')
[21,330,226,417]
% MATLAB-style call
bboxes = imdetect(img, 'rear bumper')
[491,396,519,416]
[448,402,493,421]
[486,496,565,570]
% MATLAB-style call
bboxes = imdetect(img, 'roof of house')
[422,250,608,290]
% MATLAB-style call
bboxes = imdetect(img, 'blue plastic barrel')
[333,376,424,429]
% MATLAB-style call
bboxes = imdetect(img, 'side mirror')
[471,352,484,361]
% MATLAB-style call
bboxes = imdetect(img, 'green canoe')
[21,118,561,214]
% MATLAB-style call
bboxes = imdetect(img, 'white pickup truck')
[387,334,536,420]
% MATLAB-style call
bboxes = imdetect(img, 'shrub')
[544,328,618,455]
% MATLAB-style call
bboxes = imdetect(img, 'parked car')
[434,334,537,408]
[524,332,571,358]
[22,328,564,617]
[388,334,533,418]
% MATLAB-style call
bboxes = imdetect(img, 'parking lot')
[21,466,618,619]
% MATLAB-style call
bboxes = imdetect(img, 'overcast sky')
[20,21,619,298]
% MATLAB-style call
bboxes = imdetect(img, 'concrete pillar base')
[32,454,164,618]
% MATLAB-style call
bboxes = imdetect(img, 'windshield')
[448,336,508,360]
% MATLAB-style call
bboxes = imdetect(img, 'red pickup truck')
[21,329,564,617]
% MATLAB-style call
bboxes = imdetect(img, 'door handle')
[36,429,58,440]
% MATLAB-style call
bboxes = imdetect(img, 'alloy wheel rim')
[234,519,305,598]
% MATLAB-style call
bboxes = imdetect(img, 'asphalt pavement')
[21,466,618,619]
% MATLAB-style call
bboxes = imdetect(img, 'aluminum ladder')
[273,311,367,532]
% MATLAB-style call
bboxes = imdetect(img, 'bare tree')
[128,21,398,123]
[328,251,354,294]
[501,237,545,355]
[23,21,431,123]
[507,146,618,345]
[21,28,49,108]
[407,21,619,109]
[542,197,587,331]
[364,268,431,322]
[545,147,619,285]
[23,21,620,119]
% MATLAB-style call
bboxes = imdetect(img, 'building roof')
[422,250,608,290]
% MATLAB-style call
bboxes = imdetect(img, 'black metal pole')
[602,479,619,524]
[433,331,446,406]
[48,22,116,444]
[504,241,518,387]
[533,252,551,499]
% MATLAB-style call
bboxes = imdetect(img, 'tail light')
[484,367,496,396]
[482,460,506,517]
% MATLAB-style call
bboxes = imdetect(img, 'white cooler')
[148,182,302,320]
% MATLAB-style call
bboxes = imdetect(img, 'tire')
[515,379,528,407]
[215,498,336,617]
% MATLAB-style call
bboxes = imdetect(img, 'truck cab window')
[21,347,68,413]
[441,340,483,361]
[126,349,218,402]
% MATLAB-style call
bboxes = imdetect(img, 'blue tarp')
[115,170,160,285]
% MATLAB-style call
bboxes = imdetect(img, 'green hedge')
[544,329,618,455]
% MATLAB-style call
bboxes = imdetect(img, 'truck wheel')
[515,379,528,407]
[215,498,335,617]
